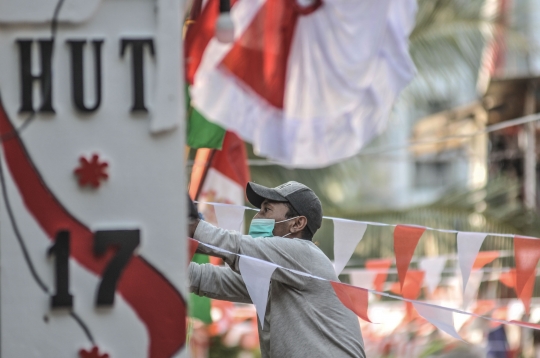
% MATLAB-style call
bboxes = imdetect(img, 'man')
[188,181,366,358]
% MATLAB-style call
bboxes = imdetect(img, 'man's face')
[253,199,291,237]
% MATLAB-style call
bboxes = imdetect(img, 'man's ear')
[292,216,308,233]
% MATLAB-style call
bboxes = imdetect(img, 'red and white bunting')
[214,204,246,232]
[394,225,425,289]
[366,258,392,292]
[333,219,368,275]
[331,282,372,323]
[413,303,462,340]
[457,232,488,293]
[349,270,378,290]
[239,256,278,328]
[514,236,540,313]
[419,257,446,295]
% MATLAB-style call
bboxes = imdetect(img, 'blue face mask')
[248,217,298,238]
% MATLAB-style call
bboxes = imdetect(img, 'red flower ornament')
[74,154,109,188]
[79,346,110,358]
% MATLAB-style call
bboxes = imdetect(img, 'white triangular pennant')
[413,303,463,341]
[419,257,447,295]
[463,270,483,308]
[239,256,278,329]
[333,219,368,275]
[457,232,488,294]
[349,270,378,289]
[214,205,245,232]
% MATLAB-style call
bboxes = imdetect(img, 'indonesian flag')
[186,0,417,168]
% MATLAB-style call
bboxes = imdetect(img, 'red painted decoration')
[74,154,109,188]
[393,225,426,290]
[79,346,109,358]
[0,101,186,357]
[331,281,372,323]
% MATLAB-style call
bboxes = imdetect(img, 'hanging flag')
[239,256,278,328]
[214,205,246,232]
[186,87,226,149]
[514,236,540,313]
[366,258,392,292]
[498,268,536,312]
[333,219,368,275]
[189,238,199,261]
[349,270,378,290]
[413,303,463,341]
[331,282,373,323]
[457,232,488,293]
[189,131,250,223]
[189,0,417,168]
[419,257,446,295]
[394,225,425,289]
[184,0,226,149]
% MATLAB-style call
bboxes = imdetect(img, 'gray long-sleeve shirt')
[189,220,366,358]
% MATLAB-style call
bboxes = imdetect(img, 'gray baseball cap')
[246,181,323,236]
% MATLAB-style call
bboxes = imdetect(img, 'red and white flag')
[190,131,250,228]
[188,0,417,168]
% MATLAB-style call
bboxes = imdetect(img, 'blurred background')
[186,0,540,356]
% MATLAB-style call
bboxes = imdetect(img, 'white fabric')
[191,0,417,168]
[239,256,278,329]
[463,271,483,308]
[457,232,488,293]
[419,257,447,295]
[333,219,368,275]
[349,270,378,289]
[214,204,245,232]
[413,303,463,341]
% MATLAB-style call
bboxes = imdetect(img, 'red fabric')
[0,102,186,357]
[331,281,372,323]
[366,258,392,292]
[499,270,516,288]
[498,269,536,313]
[189,238,199,261]
[221,0,298,109]
[472,251,500,269]
[184,0,219,84]
[514,236,540,312]
[220,0,322,110]
[393,225,425,289]
[211,132,250,188]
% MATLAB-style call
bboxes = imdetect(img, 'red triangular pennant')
[499,270,516,289]
[366,258,392,292]
[472,251,499,270]
[514,236,540,303]
[331,282,372,323]
[394,225,425,289]
[189,238,199,262]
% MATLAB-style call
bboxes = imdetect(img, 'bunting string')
[196,201,532,240]
[191,239,540,333]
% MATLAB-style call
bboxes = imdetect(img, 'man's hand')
[187,194,200,238]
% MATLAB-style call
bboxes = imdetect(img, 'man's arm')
[189,262,252,303]
[192,220,312,290]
